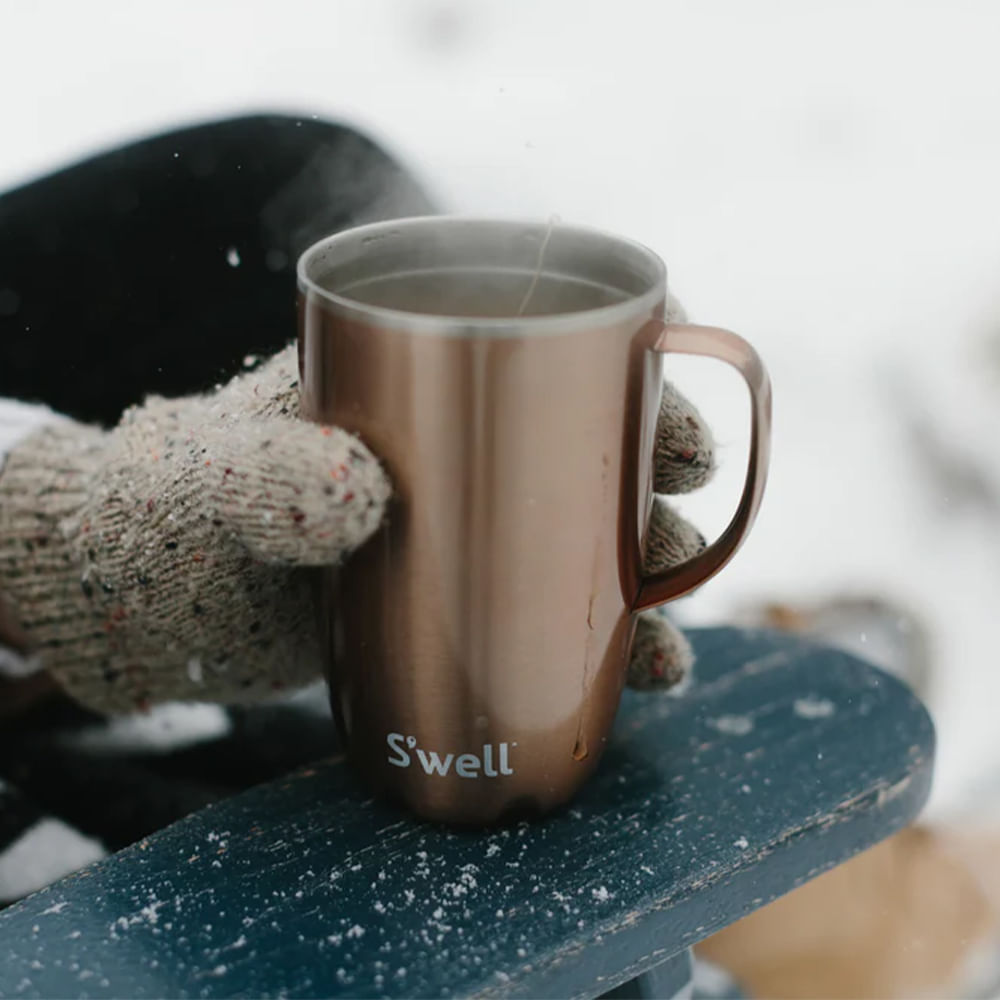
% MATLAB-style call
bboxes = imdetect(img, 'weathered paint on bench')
[0,628,934,999]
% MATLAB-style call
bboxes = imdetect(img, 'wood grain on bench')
[0,628,934,999]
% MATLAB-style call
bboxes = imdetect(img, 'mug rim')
[296,215,668,336]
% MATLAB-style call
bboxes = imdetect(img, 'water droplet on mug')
[572,738,589,761]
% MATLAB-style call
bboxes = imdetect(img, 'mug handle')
[633,322,773,612]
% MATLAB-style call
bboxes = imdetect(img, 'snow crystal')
[793,696,836,719]
[708,714,754,736]
[112,899,165,933]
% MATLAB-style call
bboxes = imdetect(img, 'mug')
[297,217,771,825]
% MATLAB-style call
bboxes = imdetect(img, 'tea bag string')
[516,215,559,316]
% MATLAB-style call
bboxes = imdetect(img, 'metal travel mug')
[297,217,771,825]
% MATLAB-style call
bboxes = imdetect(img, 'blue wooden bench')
[0,628,934,999]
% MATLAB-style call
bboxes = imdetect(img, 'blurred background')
[4,0,998,813]
[2,0,1000,992]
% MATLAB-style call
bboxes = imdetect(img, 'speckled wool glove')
[628,386,715,692]
[626,292,716,692]
[0,348,389,713]
[0,340,713,714]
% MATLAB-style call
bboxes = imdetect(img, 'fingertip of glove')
[653,383,716,494]
[644,496,707,574]
[207,420,391,566]
[627,612,694,693]
[664,291,688,325]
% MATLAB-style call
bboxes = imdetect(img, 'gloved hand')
[0,344,713,714]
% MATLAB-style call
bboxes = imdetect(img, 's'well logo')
[386,733,515,778]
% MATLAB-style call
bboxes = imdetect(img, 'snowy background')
[3,0,1000,816]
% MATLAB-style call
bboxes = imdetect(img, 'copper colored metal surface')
[633,323,772,610]
[297,217,771,825]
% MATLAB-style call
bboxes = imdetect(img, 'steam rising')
[303,217,660,321]
[516,215,559,315]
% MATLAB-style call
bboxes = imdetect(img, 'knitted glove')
[627,379,715,692]
[0,348,388,712]
[625,292,716,692]
[0,344,713,714]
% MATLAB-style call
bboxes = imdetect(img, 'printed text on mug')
[386,734,515,777]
